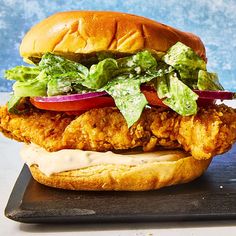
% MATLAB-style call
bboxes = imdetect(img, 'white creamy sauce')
[20,144,189,176]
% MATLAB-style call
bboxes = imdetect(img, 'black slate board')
[5,144,236,223]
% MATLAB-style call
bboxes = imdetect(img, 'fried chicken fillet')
[0,104,235,160]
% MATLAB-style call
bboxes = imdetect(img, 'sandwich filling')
[5,42,225,127]
[21,144,189,176]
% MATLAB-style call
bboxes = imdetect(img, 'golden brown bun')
[29,155,211,191]
[20,11,206,61]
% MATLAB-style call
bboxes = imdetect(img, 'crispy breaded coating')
[0,104,235,160]
[0,108,73,151]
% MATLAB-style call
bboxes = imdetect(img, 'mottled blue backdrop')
[0,0,236,91]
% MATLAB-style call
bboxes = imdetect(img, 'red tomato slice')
[142,89,215,107]
[141,86,216,107]
[30,96,115,111]
[30,87,218,114]
[142,90,168,108]
[31,91,168,112]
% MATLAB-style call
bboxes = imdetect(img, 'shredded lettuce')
[104,76,148,127]
[47,74,90,96]
[104,72,158,128]
[39,53,88,78]
[83,58,118,89]
[7,95,22,113]
[47,76,73,96]
[156,75,170,99]
[116,50,157,76]
[101,51,159,126]
[12,71,48,97]
[157,72,198,116]
[126,50,157,70]
[4,66,40,81]
[4,42,225,127]
[197,70,224,91]
[163,42,206,87]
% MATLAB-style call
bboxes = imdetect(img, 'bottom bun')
[29,154,212,191]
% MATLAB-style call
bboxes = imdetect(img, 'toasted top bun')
[20,11,206,61]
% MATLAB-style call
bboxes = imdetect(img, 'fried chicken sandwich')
[1,11,236,191]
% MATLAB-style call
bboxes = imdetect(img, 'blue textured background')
[0,0,236,92]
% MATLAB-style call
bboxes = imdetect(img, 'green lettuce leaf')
[149,64,174,97]
[83,51,159,127]
[47,74,90,96]
[4,66,40,81]
[40,53,90,95]
[13,71,48,97]
[116,51,157,76]
[7,95,22,113]
[162,42,206,87]
[7,96,31,114]
[39,52,88,78]
[128,50,157,70]
[156,72,198,116]
[47,76,73,96]
[104,72,158,127]
[77,52,113,68]
[99,51,161,127]
[83,58,118,89]
[197,70,224,91]
[156,74,170,99]
[104,76,148,128]
[4,44,225,126]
